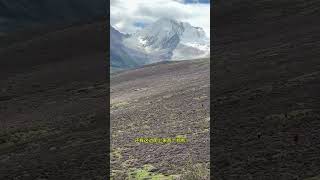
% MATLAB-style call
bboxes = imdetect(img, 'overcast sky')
[110,0,210,37]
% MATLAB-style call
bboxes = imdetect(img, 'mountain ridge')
[110,18,210,71]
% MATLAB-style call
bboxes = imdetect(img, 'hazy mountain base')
[110,58,210,179]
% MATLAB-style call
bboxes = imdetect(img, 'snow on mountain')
[110,18,210,70]
[180,21,209,44]
[110,26,148,70]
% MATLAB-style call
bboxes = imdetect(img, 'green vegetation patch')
[304,175,320,180]
[180,162,210,180]
[0,127,59,150]
[193,95,208,100]
[111,101,130,110]
[111,147,123,160]
[128,165,177,180]
[111,162,209,180]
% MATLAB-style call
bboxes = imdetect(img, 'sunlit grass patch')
[0,127,59,150]
[180,162,210,180]
[111,101,130,109]
[111,148,123,160]
[193,95,208,100]
[304,175,320,180]
[128,165,177,180]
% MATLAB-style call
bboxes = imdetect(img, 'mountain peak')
[152,18,207,38]
[149,18,183,33]
[112,18,210,67]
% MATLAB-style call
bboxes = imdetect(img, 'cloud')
[110,0,210,37]
[184,0,210,3]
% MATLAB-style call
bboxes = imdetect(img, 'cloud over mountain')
[110,0,210,37]
[110,18,210,71]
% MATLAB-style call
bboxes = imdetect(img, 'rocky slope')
[110,58,210,179]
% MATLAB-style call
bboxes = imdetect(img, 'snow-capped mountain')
[110,26,148,71]
[110,18,210,70]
